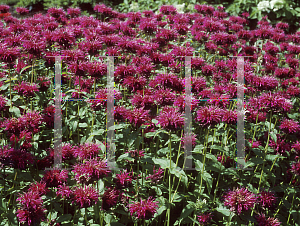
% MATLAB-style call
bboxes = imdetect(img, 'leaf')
[203,171,212,194]
[56,214,72,223]
[216,205,231,217]
[9,106,21,117]
[170,167,188,188]
[79,123,88,128]
[153,158,176,169]
[176,204,194,225]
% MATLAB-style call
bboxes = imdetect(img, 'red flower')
[146,166,164,184]
[73,143,101,161]
[159,5,177,15]
[14,81,39,98]
[198,212,213,225]
[279,118,300,134]
[196,106,224,127]
[56,183,72,199]
[42,169,68,188]
[16,191,46,226]
[157,106,185,131]
[256,213,281,226]
[102,187,120,210]
[16,7,29,15]
[0,5,9,13]
[257,189,277,209]
[67,7,81,18]
[72,185,100,208]
[129,197,159,220]
[114,170,133,189]
[223,187,257,215]
[72,158,110,184]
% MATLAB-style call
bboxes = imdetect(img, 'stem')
[9,65,12,108]
[287,184,296,225]
[167,130,172,226]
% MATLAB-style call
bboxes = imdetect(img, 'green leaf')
[56,214,72,223]
[203,171,212,194]
[153,158,176,169]
[170,167,188,188]
[9,106,21,117]
[79,123,88,128]
[216,205,231,217]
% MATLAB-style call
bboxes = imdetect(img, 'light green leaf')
[56,214,72,223]
[9,106,21,117]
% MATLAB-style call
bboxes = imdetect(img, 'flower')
[198,212,213,225]
[42,169,68,188]
[146,166,164,183]
[114,170,133,189]
[72,185,100,208]
[157,106,185,131]
[102,187,120,210]
[16,191,46,226]
[223,187,257,215]
[257,189,277,209]
[16,7,29,15]
[72,158,110,184]
[28,181,49,196]
[196,106,224,127]
[0,5,9,13]
[124,107,151,128]
[56,183,72,199]
[14,81,39,98]
[217,154,234,168]
[73,143,101,161]
[67,7,81,18]
[129,197,159,220]
[181,133,198,149]
[279,118,300,134]
[160,5,177,15]
[256,213,281,226]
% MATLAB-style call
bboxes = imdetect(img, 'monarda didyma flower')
[129,197,159,220]
[222,187,257,215]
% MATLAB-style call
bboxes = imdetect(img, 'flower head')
[279,118,300,134]
[56,183,72,199]
[72,185,100,208]
[16,191,46,226]
[129,197,159,220]
[223,187,257,215]
[14,81,39,98]
[72,158,110,184]
[197,212,213,225]
[42,169,68,188]
[157,106,185,131]
[102,187,120,210]
[114,170,133,189]
[257,189,277,209]
[256,213,281,226]
[73,143,101,161]
[16,7,29,15]
[146,166,164,183]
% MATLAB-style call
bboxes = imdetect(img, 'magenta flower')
[157,106,185,131]
[181,133,198,149]
[114,170,133,189]
[124,107,151,128]
[72,185,100,208]
[28,181,49,196]
[7,148,34,170]
[146,166,164,184]
[14,81,39,98]
[102,186,120,210]
[223,187,257,215]
[73,143,101,161]
[42,169,68,188]
[257,189,277,209]
[67,7,81,18]
[159,5,177,15]
[217,154,234,168]
[197,212,213,225]
[129,197,159,220]
[56,183,72,199]
[196,106,224,127]
[279,118,300,134]
[289,161,300,176]
[16,191,46,226]
[0,5,9,13]
[256,213,281,226]
[72,158,110,184]
[15,7,29,15]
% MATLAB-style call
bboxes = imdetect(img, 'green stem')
[287,184,296,225]
[167,130,172,226]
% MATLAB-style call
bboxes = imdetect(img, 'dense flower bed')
[0,3,300,226]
